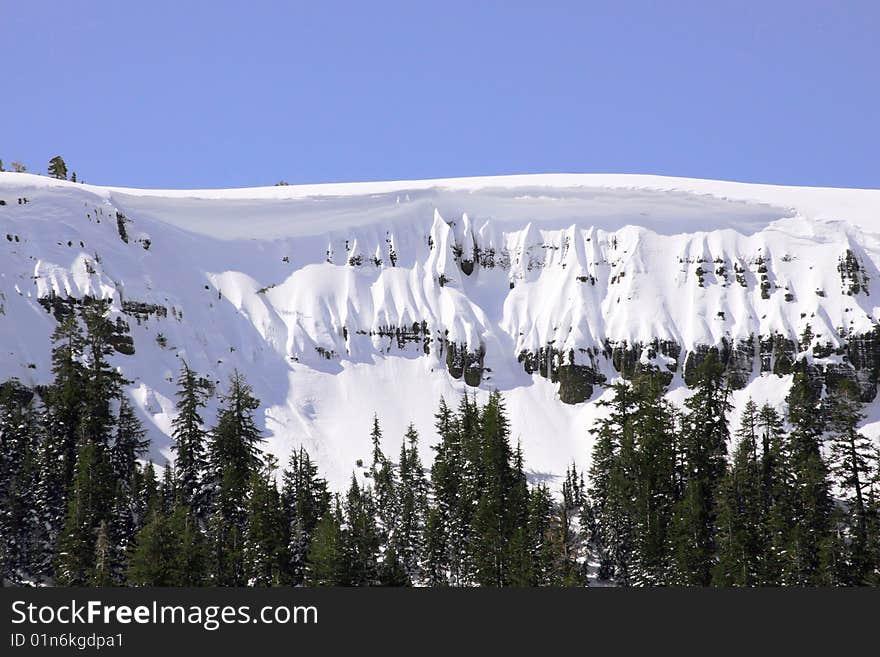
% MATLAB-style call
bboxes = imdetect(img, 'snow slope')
[1,171,879,489]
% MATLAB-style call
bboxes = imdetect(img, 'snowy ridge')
[1,171,879,488]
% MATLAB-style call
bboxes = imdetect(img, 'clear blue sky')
[2,1,878,189]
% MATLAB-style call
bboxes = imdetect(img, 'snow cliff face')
[2,172,880,488]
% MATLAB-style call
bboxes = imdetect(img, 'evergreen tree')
[91,521,113,586]
[306,498,348,586]
[630,374,677,585]
[169,503,208,586]
[525,483,555,586]
[126,493,177,586]
[243,457,287,586]
[783,371,833,585]
[422,506,448,586]
[55,438,114,585]
[713,400,765,585]
[44,313,86,498]
[281,446,330,585]
[587,380,637,584]
[0,382,42,584]
[170,363,211,512]
[429,397,463,585]
[111,398,148,486]
[395,424,428,583]
[756,403,789,584]
[205,371,264,585]
[368,416,397,547]
[344,475,379,586]
[472,391,515,586]
[826,380,877,584]
[78,300,124,448]
[669,351,731,585]
[48,155,68,180]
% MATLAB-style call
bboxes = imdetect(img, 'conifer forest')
[1,299,879,587]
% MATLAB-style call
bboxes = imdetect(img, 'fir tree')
[430,397,464,585]
[587,380,637,584]
[78,300,124,447]
[45,313,86,496]
[669,351,731,585]
[757,403,789,584]
[368,415,397,547]
[91,521,113,586]
[170,363,211,512]
[281,446,330,585]
[243,457,287,586]
[826,380,877,584]
[525,483,555,586]
[422,506,448,586]
[126,497,177,586]
[306,498,348,586]
[630,374,677,585]
[395,424,428,583]
[712,400,765,585]
[55,438,114,585]
[169,503,208,586]
[0,382,42,584]
[472,391,515,586]
[783,370,833,585]
[111,397,148,486]
[344,475,379,586]
[204,371,264,585]
[48,155,68,180]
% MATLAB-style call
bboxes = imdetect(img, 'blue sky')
[2,1,878,189]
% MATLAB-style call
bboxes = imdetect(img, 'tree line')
[587,354,880,586]
[0,302,878,586]
[0,155,77,182]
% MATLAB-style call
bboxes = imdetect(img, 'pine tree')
[630,374,677,585]
[48,155,68,180]
[111,398,148,486]
[368,415,397,547]
[395,424,428,583]
[78,300,124,448]
[170,363,211,512]
[281,446,330,585]
[91,521,113,586]
[669,351,731,585]
[44,313,86,498]
[243,457,287,586]
[712,400,765,585]
[757,403,789,584]
[525,483,555,586]
[783,370,833,585]
[204,371,264,585]
[507,444,534,586]
[55,438,114,585]
[169,503,208,586]
[472,391,515,586]
[430,397,463,585]
[344,475,379,586]
[553,464,585,585]
[0,381,42,584]
[126,490,178,586]
[826,380,877,584]
[306,498,348,586]
[587,380,637,584]
[422,506,448,586]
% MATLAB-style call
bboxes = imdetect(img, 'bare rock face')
[444,341,486,387]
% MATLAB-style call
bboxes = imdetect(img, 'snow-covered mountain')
[2,171,880,488]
